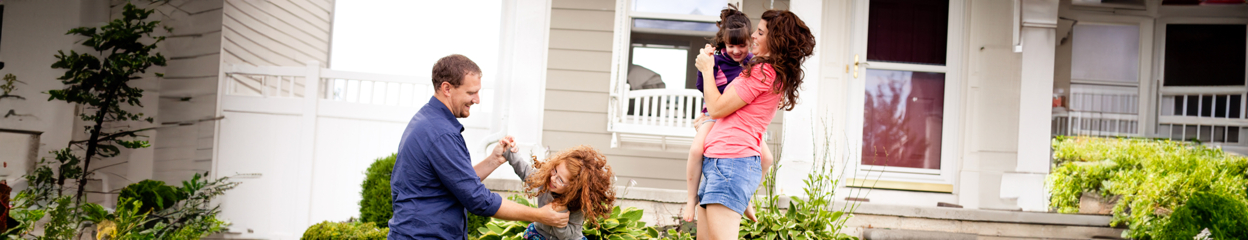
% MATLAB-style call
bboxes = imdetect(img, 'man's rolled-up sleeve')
[431,134,503,216]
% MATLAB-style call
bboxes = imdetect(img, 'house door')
[845,0,963,192]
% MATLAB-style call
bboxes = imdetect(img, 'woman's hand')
[695,44,715,74]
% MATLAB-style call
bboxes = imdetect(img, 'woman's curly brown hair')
[744,9,816,111]
[524,145,617,227]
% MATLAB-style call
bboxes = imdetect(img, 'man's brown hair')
[431,54,482,89]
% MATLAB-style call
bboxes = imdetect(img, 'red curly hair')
[524,145,617,227]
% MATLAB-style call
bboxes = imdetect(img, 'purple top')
[696,50,753,112]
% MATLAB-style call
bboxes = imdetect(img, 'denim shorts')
[697,156,762,216]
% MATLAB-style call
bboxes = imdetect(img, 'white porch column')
[484,0,552,180]
[1006,0,1058,212]
[776,0,824,197]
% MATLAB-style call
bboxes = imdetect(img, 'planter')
[1077,192,1118,215]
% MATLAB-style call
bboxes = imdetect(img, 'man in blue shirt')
[390,54,569,239]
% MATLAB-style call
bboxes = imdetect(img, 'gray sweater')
[503,152,586,240]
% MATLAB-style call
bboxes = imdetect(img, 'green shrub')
[119,179,186,214]
[301,220,388,240]
[1048,137,1248,239]
[360,154,396,226]
[1156,192,1248,239]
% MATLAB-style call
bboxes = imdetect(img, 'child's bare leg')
[695,205,709,239]
[682,121,715,222]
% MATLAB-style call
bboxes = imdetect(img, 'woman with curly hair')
[501,145,616,240]
[692,9,816,240]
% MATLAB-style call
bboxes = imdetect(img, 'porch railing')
[1053,85,1248,145]
[609,88,703,149]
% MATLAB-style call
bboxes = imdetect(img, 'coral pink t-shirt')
[703,63,781,158]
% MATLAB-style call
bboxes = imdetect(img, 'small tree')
[46,3,167,203]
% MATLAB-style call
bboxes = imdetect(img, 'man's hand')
[490,136,518,164]
[537,204,570,228]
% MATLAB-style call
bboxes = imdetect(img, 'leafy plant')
[1155,192,1248,239]
[582,206,660,240]
[301,220,388,240]
[359,154,396,226]
[46,2,168,203]
[1047,137,1248,239]
[118,180,185,214]
[738,119,866,240]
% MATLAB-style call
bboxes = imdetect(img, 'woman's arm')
[695,45,749,119]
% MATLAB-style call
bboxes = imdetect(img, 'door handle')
[853,54,867,78]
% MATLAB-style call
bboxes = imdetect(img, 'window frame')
[844,0,966,192]
[1153,17,1248,145]
[607,0,741,136]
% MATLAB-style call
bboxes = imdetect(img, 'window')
[1060,22,1146,137]
[1156,20,1248,144]
[608,0,740,145]
[847,0,965,192]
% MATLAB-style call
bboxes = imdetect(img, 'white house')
[0,0,1245,239]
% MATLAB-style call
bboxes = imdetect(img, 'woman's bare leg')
[704,204,743,240]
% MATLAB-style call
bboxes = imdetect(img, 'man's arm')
[491,201,570,228]
[428,135,569,227]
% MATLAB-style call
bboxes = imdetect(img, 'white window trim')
[844,0,967,191]
[1152,17,1248,145]
[606,0,743,148]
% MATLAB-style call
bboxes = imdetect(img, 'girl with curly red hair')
[502,145,616,240]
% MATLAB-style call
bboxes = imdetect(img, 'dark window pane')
[1216,95,1228,118]
[1163,24,1246,86]
[862,69,944,169]
[1187,96,1200,116]
[1201,95,1214,117]
[1230,127,1241,143]
[1232,95,1242,118]
[867,0,949,65]
[1199,125,1213,142]
[1215,126,1226,142]
[1174,96,1185,116]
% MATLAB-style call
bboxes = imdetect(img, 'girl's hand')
[695,44,715,74]
[680,202,697,222]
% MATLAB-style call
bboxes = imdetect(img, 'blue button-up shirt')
[389,96,502,239]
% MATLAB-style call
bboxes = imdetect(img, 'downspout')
[480,0,517,152]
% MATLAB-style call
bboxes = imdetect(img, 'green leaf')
[620,207,644,222]
[602,218,620,230]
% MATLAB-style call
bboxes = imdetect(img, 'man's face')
[441,73,482,118]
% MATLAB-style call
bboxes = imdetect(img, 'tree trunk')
[75,92,115,204]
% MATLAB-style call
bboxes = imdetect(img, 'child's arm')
[504,150,536,179]
[682,120,715,221]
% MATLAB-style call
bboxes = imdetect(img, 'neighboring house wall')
[137,0,228,186]
[222,0,333,68]
[0,0,94,188]
[0,0,225,205]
